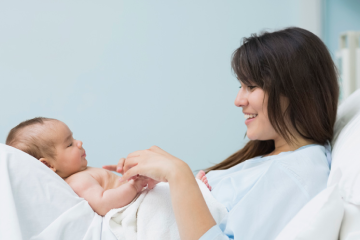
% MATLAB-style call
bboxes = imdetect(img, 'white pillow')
[344,232,360,240]
[339,202,360,240]
[275,185,344,240]
[0,144,111,240]
[329,88,360,205]
[332,89,360,144]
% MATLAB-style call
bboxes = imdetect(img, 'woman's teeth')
[244,114,258,120]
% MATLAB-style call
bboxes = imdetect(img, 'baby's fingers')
[102,157,126,174]
[147,179,160,189]
[102,165,117,171]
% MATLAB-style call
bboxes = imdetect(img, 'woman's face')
[235,81,279,141]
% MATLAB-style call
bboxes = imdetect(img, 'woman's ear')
[39,158,56,172]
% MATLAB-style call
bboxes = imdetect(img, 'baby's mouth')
[82,151,86,157]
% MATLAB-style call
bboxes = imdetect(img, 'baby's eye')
[67,143,73,147]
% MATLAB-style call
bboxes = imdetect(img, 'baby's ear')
[39,158,56,172]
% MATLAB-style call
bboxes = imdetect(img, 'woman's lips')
[245,116,257,125]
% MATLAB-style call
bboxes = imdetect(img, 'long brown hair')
[206,27,339,172]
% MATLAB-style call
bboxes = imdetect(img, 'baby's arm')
[66,173,146,216]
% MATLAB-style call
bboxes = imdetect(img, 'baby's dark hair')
[6,117,57,160]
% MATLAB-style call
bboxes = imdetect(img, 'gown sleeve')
[199,160,316,240]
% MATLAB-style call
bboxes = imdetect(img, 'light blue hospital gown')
[200,144,331,240]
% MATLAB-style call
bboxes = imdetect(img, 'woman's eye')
[239,85,242,89]
[248,86,256,90]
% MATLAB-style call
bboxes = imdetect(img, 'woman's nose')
[234,89,248,107]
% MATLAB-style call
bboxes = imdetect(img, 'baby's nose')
[77,140,83,148]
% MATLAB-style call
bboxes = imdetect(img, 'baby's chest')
[87,168,122,190]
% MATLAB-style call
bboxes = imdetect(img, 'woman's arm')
[119,146,217,240]
[167,162,217,239]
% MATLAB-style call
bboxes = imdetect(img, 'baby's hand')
[128,176,149,193]
[196,170,212,191]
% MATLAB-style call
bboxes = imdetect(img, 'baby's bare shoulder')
[64,172,106,201]
[65,169,102,195]
[84,167,108,175]
[65,169,95,185]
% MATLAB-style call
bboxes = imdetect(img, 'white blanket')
[1,143,226,240]
[105,179,228,240]
[0,144,117,240]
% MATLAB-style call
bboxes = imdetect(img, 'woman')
[104,27,339,239]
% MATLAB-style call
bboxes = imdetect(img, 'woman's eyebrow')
[239,80,247,86]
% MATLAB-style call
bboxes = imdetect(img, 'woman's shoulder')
[273,144,329,198]
[275,144,328,167]
[232,144,329,202]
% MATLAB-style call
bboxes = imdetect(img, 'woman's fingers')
[116,158,126,174]
[124,152,147,172]
[119,165,141,183]
[121,146,185,186]
[149,145,163,153]
[126,149,144,159]
[119,166,160,190]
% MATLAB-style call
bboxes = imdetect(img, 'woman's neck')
[266,136,315,157]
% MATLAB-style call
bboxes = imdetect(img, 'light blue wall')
[323,0,360,57]
[0,1,302,172]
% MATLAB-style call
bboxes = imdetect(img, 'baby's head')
[6,117,87,178]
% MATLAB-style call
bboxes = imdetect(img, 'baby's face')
[48,121,88,178]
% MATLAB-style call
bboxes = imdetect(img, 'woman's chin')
[247,133,266,141]
[246,132,257,140]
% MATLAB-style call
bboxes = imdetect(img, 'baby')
[6,117,212,216]
[6,117,149,216]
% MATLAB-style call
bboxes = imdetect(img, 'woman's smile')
[244,113,258,125]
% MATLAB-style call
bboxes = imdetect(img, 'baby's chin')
[82,159,88,166]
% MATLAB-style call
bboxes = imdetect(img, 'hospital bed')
[1,89,360,240]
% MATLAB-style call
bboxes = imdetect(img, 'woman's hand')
[121,146,216,239]
[120,145,191,186]
[103,158,158,189]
